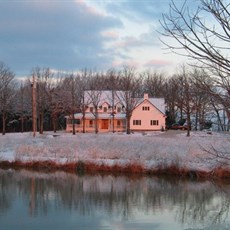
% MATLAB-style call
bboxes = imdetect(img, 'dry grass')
[1,159,230,180]
[211,167,230,179]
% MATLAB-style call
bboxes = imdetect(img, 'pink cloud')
[116,36,141,49]
[112,60,140,68]
[76,0,106,17]
[102,31,119,39]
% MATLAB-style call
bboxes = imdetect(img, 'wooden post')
[32,75,36,137]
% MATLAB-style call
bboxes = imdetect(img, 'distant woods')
[0,63,229,134]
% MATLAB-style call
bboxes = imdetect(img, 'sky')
[0,0,190,78]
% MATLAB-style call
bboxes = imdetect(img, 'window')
[133,120,141,125]
[117,107,121,113]
[150,120,159,126]
[90,107,93,113]
[69,119,80,124]
[99,106,102,109]
[89,120,94,127]
[142,106,150,111]
[75,119,80,125]
[117,120,121,127]
[103,107,107,113]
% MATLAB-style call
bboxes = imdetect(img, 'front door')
[101,119,109,129]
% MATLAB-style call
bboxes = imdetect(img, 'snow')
[0,130,230,173]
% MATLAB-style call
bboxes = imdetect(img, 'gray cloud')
[105,0,172,22]
[0,1,122,76]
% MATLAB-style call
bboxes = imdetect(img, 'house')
[66,91,166,133]
[130,93,166,131]
[66,91,126,133]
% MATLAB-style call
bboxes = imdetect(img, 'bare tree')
[161,0,230,126]
[61,73,81,135]
[190,68,213,130]
[164,73,186,124]
[12,79,32,132]
[79,70,93,133]
[32,67,54,134]
[142,71,166,97]
[85,90,102,134]
[191,67,230,131]
[116,67,143,134]
[161,0,230,76]
[106,69,120,133]
[48,76,67,133]
[171,66,195,136]
[164,76,180,126]
[85,72,110,134]
[0,62,15,135]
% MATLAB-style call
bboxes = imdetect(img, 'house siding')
[130,100,165,131]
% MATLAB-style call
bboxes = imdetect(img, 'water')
[0,169,230,230]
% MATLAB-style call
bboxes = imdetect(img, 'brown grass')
[1,160,230,179]
[211,167,230,179]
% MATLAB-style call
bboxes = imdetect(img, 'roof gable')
[134,98,165,114]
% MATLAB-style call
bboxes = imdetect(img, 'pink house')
[66,91,126,133]
[66,91,166,132]
[130,93,166,131]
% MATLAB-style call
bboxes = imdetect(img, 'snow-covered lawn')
[0,130,229,173]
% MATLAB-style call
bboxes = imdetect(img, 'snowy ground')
[0,130,230,173]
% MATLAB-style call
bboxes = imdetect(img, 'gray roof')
[73,112,126,119]
[148,98,165,114]
[134,97,165,114]
[84,90,125,106]
[84,91,165,114]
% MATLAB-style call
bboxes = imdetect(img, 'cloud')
[104,0,172,22]
[101,31,120,39]
[115,36,142,49]
[0,0,193,77]
[115,31,160,50]
[112,59,140,69]
[144,59,173,68]
[0,1,122,75]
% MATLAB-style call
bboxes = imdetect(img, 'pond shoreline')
[1,159,230,180]
[1,131,230,180]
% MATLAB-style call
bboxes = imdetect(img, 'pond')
[0,169,230,230]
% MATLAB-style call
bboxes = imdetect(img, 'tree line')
[0,63,228,135]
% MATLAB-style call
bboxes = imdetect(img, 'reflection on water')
[0,169,230,230]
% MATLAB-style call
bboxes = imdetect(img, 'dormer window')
[90,107,93,113]
[117,107,121,113]
[103,107,107,113]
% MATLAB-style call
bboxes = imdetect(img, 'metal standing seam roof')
[73,112,126,119]
[84,90,126,106]
[84,91,165,113]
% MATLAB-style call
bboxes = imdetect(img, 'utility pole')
[32,74,36,137]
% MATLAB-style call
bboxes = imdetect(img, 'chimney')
[144,93,148,100]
